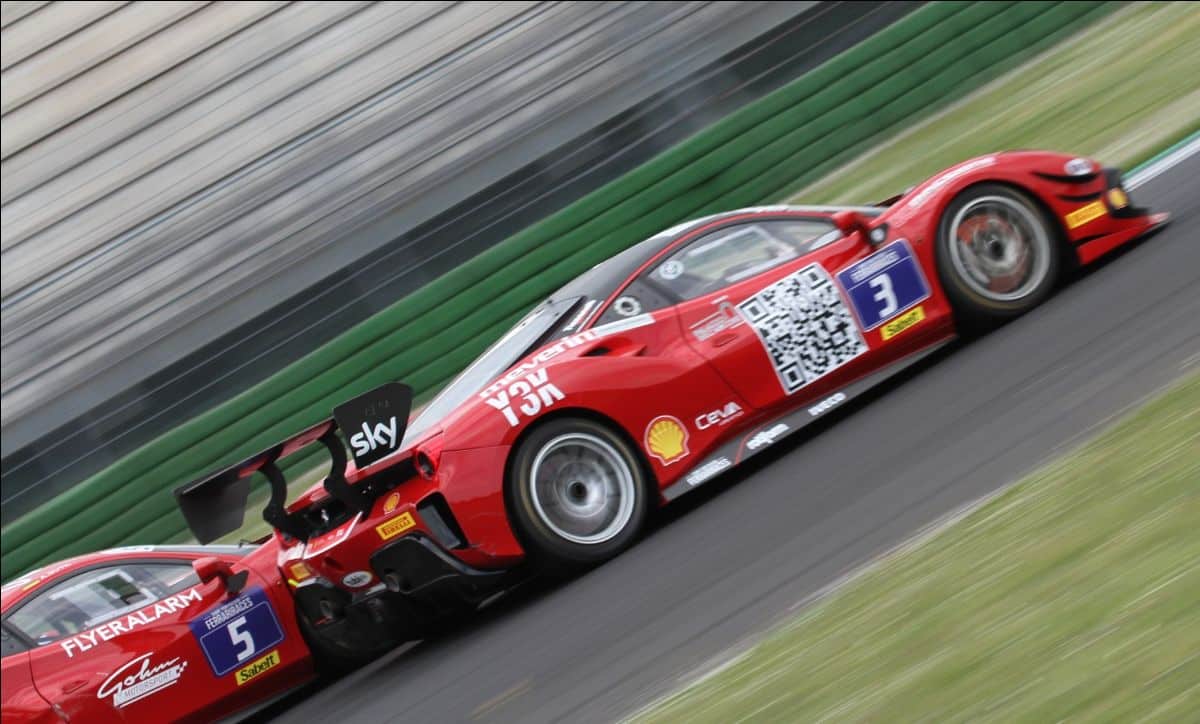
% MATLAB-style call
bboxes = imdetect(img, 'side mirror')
[193,556,248,596]
[832,210,887,246]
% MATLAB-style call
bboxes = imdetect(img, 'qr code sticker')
[737,264,867,394]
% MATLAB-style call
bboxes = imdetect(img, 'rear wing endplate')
[174,383,413,544]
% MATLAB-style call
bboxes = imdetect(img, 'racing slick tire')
[297,610,398,676]
[507,417,650,571]
[936,183,1061,328]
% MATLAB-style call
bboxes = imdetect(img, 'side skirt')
[662,339,955,501]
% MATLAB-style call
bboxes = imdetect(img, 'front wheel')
[936,184,1060,328]
[507,417,650,571]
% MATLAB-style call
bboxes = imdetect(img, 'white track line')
[1127,133,1200,188]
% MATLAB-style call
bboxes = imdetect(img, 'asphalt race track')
[270,151,1200,723]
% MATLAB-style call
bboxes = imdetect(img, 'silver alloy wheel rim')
[947,195,1051,302]
[529,432,636,545]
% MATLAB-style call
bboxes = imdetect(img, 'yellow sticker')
[382,492,401,514]
[236,649,280,686]
[880,306,926,341]
[645,416,689,465]
[1065,201,1106,229]
[376,511,416,541]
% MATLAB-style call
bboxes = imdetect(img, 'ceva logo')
[349,416,398,459]
[695,402,743,430]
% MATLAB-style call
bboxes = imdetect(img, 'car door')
[8,559,292,723]
[662,216,925,410]
[1,623,57,723]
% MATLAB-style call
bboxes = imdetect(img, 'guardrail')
[1,0,1116,580]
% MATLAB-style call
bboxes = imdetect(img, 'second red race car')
[177,150,1168,652]
[1,544,321,723]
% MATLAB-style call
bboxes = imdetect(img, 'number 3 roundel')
[836,240,930,331]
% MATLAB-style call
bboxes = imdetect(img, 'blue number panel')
[835,239,931,330]
[189,586,285,677]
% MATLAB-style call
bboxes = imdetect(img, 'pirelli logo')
[881,305,925,341]
[376,511,416,541]
[1065,201,1106,229]
[236,650,280,686]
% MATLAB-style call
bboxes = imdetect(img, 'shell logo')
[645,415,689,465]
[382,492,401,514]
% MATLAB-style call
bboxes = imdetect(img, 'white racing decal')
[738,264,867,395]
[613,296,642,317]
[2,562,73,595]
[690,302,743,342]
[695,402,743,430]
[808,392,847,418]
[61,588,202,658]
[485,370,565,427]
[478,315,654,401]
[342,571,372,588]
[97,653,187,708]
[200,595,253,632]
[349,416,398,459]
[844,247,904,286]
[747,423,789,451]
[562,299,599,332]
[905,156,996,209]
[658,260,685,280]
[686,458,732,486]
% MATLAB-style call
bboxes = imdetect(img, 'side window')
[594,278,675,326]
[647,220,840,301]
[6,563,199,647]
[2,624,28,657]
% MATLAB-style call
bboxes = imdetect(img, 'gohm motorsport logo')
[97,653,187,709]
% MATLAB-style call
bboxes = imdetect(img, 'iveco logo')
[747,423,788,451]
[807,392,846,418]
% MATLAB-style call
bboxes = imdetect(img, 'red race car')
[0,541,376,723]
[177,151,1168,650]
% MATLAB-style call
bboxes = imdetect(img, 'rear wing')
[174,383,413,544]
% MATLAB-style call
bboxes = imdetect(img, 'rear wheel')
[936,184,1060,327]
[507,417,649,571]
[297,610,397,676]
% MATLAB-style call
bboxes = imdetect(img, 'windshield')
[403,296,582,444]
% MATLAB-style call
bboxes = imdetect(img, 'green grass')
[636,373,1200,723]
[788,2,1200,205]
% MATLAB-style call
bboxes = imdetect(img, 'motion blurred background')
[4,4,1198,721]
[2,1,1195,584]
[1,0,919,526]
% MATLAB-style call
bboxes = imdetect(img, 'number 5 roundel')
[188,587,285,677]
[836,240,931,331]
